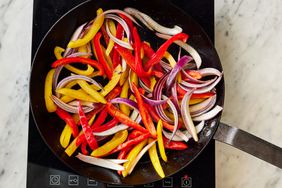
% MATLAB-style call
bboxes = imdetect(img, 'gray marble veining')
[0,0,281,187]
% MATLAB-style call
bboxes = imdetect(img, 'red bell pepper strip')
[142,42,163,73]
[110,133,151,153]
[132,83,157,137]
[100,24,110,46]
[77,101,98,150]
[119,13,134,33]
[56,107,79,137]
[163,136,188,150]
[112,23,124,68]
[92,119,118,132]
[51,57,104,76]
[81,141,89,155]
[117,146,132,175]
[128,130,143,140]
[106,102,148,133]
[144,33,189,70]
[91,110,108,128]
[93,32,113,79]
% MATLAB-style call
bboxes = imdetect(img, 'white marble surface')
[0,0,281,187]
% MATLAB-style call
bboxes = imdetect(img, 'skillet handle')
[213,122,282,168]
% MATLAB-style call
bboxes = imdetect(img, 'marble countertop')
[0,0,281,187]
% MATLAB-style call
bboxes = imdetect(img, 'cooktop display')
[27,0,215,187]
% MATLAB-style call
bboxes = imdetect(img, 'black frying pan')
[29,0,282,185]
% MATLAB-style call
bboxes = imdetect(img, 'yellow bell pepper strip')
[56,107,79,137]
[105,20,116,56]
[60,114,79,148]
[120,80,130,116]
[93,32,113,79]
[102,45,113,69]
[157,120,167,162]
[100,65,122,96]
[132,83,157,138]
[130,71,138,86]
[54,46,94,76]
[56,88,97,103]
[44,69,57,112]
[106,103,148,133]
[67,8,104,48]
[163,51,176,67]
[91,130,128,157]
[150,76,156,91]
[77,80,107,104]
[51,57,104,76]
[148,138,165,178]
[119,66,129,86]
[122,139,147,177]
[65,80,77,89]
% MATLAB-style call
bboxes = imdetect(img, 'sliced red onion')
[64,23,87,57]
[51,95,94,113]
[197,68,222,77]
[162,121,204,141]
[161,95,179,141]
[141,94,167,106]
[105,20,132,50]
[193,74,222,94]
[180,77,217,88]
[166,55,193,89]
[76,153,125,171]
[123,8,153,30]
[53,66,63,92]
[110,98,139,111]
[124,7,182,35]
[156,33,202,69]
[160,60,172,71]
[181,69,205,84]
[108,159,128,164]
[93,124,128,136]
[102,9,140,26]
[181,89,198,142]
[171,81,180,112]
[56,75,102,91]
[193,105,223,121]
[66,52,92,58]
[68,101,94,108]
[127,140,157,175]
[190,95,217,117]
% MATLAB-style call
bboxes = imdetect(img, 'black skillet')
[29,0,282,185]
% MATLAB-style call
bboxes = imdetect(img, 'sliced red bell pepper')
[112,23,124,68]
[56,107,79,137]
[106,102,148,133]
[91,109,108,128]
[128,130,143,140]
[77,101,98,150]
[92,118,118,132]
[119,13,134,33]
[100,24,110,46]
[142,42,163,72]
[144,33,189,70]
[93,32,113,79]
[114,45,136,72]
[163,136,188,150]
[117,146,132,175]
[51,57,104,76]
[80,141,89,155]
[132,83,157,137]
[110,132,151,153]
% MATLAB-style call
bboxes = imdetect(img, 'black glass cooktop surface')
[28,0,215,187]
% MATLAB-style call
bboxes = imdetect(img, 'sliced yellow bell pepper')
[65,80,77,89]
[150,76,157,91]
[148,138,165,178]
[102,45,113,69]
[77,80,107,104]
[44,69,57,112]
[100,65,122,96]
[54,46,65,59]
[60,114,79,148]
[56,88,97,103]
[130,71,138,86]
[122,139,147,177]
[164,51,177,67]
[157,120,167,162]
[105,20,116,56]
[91,130,128,157]
[68,8,104,48]
[120,80,130,115]
[119,66,129,86]
[189,98,206,105]
[65,114,96,156]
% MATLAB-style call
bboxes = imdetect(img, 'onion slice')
[193,105,223,121]
[76,153,125,171]
[190,95,217,117]
[141,94,168,106]
[180,77,217,88]
[180,89,198,142]
[124,7,182,35]
[108,159,128,164]
[156,33,202,69]
[198,68,222,77]
[110,98,139,111]
[93,124,128,136]
[163,121,205,141]
[127,140,157,175]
